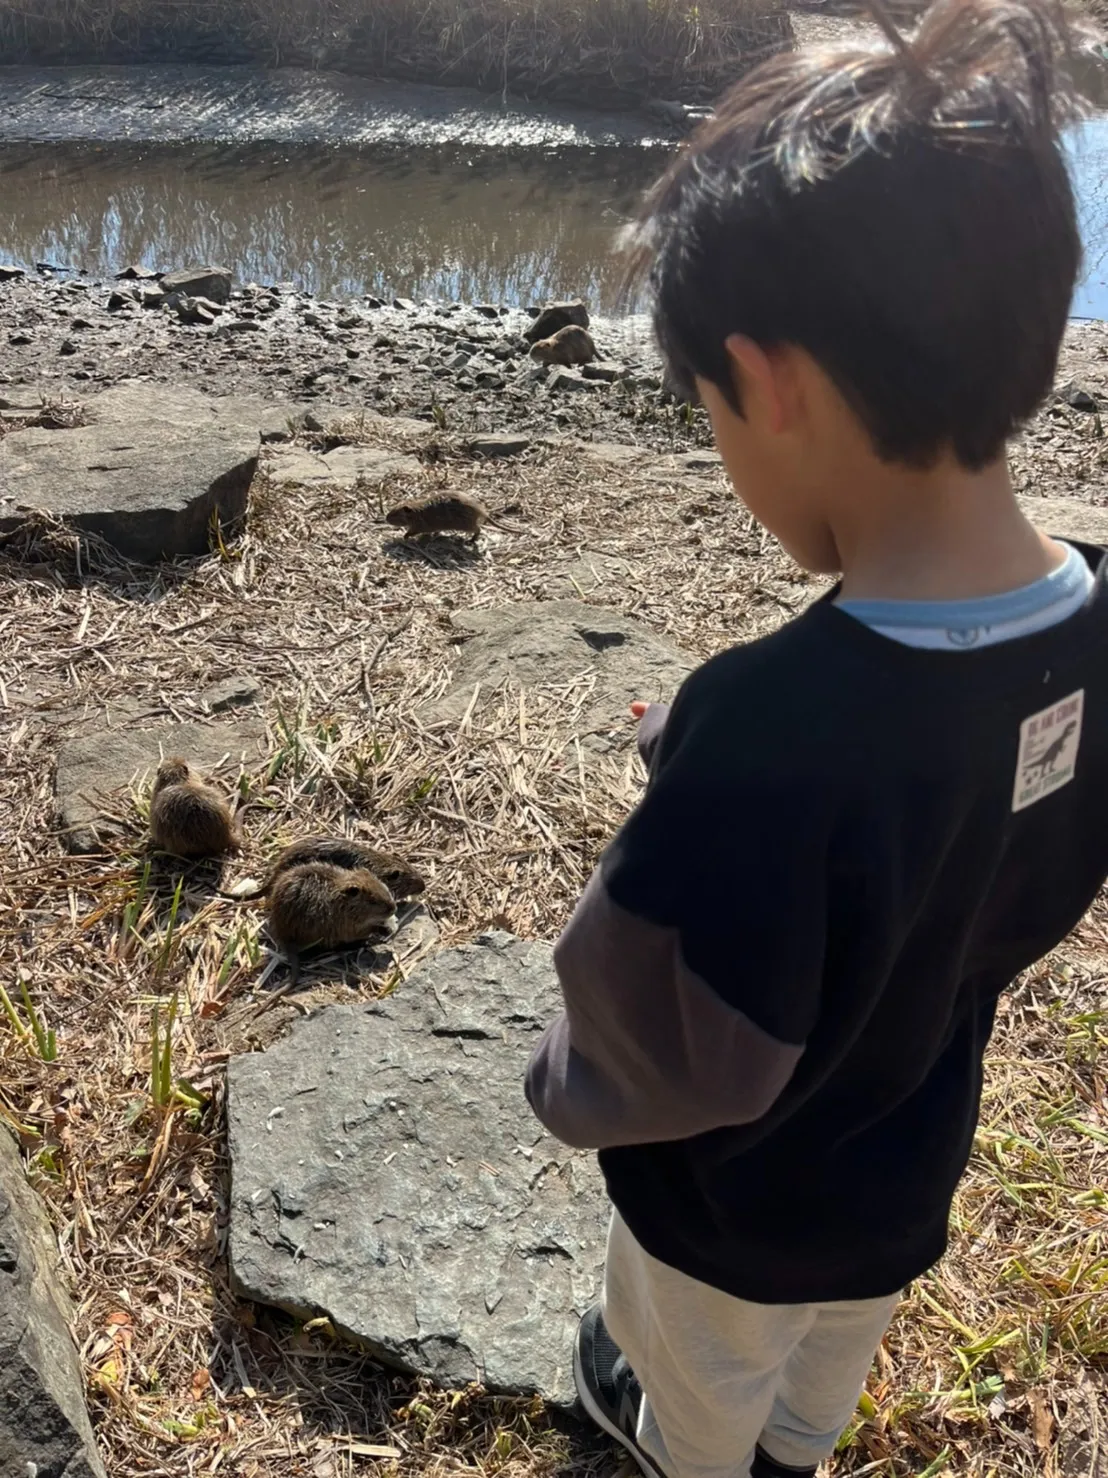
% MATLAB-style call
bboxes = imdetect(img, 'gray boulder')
[0,384,291,562]
[266,444,420,490]
[55,702,267,853]
[0,1128,106,1478]
[425,600,696,754]
[468,434,531,458]
[227,933,606,1406]
[159,265,232,304]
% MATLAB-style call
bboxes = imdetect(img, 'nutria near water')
[149,757,239,858]
[385,492,524,542]
[528,324,597,367]
[266,862,397,953]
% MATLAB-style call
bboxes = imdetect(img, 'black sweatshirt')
[526,542,1108,1303]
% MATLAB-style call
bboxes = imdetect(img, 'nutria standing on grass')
[266,862,397,953]
[149,757,240,858]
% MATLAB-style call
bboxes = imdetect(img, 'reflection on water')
[0,142,665,310]
[1071,118,1108,319]
[2,124,1107,316]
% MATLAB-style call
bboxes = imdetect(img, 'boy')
[524,2,1108,1476]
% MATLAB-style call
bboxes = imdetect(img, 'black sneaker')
[749,1448,818,1478]
[573,1305,669,1478]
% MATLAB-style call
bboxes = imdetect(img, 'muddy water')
[0,141,665,310]
[0,65,669,148]
[1,61,1107,317]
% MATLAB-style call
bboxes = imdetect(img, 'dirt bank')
[5,270,1108,486]
[0,272,703,451]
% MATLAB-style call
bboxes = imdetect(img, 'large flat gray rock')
[426,600,696,755]
[55,702,267,853]
[0,384,291,562]
[0,1128,106,1478]
[227,933,606,1406]
[266,444,421,489]
[1018,496,1108,546]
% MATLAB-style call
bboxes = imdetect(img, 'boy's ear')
[724,334,795,435]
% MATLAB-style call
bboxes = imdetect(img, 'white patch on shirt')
[1012,689,1084,812]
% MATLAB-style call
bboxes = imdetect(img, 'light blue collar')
[837,542,1087,628]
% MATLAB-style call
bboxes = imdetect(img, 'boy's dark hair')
[629,0,1088,469]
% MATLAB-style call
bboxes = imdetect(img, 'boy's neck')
[833,455,1066,603]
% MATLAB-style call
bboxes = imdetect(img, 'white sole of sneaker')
[573,1340,670,1478]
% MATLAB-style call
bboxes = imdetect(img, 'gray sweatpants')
[603,1213,900,1478]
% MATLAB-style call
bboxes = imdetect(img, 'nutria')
[528,324,597,367]
[149,757,240,858]
[268,836,425,899]
[230,836,425,901]
[385,492,524,542]
[266,862,397,953]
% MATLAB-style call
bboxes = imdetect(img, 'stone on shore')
[468,433,532,458]
[55,701,267,853]
[424,600,695,754]
[0,1128,107,1478]
[227,933,606,1406]
[159,265,233,304]
[0,384,300,562]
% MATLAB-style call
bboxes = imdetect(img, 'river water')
[0,65,1107,318]
[0,141,665,311]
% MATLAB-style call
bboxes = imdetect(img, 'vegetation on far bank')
[0,0,792,107]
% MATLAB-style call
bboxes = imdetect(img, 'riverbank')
[0,272,698,450]
[1,274,1107,1478]
[6,270,1108,478]
[0,0,791,110]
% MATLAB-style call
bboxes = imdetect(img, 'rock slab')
[55,704,267,853]
[159,265,232,304]
[266,444,421,490]
[0,1129,106,1478]
[1017,495,1108,546]
[0,384,289,562]
[227,933,606,1406]
[426,600,696,755]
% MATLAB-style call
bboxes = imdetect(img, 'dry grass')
[0,0,791,107]
[0,420,1106,1478]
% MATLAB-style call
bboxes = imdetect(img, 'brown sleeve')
[525,869,804,1150]
[636,702,670,770]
